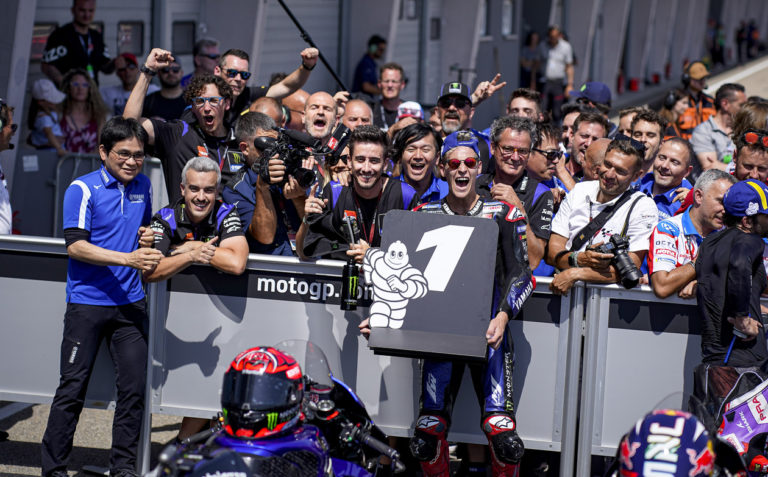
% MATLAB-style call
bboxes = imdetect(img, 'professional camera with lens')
[255,128,319,188]
[592,235,643,289]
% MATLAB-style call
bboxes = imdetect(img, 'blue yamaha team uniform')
[410,197,532,477]
[42,166,153,477]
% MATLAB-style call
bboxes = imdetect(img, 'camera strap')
[569,190,636,252]
[619,196,643,238]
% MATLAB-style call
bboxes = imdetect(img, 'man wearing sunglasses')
[214,47,319,127]
[101,53,159,117]
[0,100,15,235]
[222,112,306,256]
[477,116,555,270]
[436,82,494,174]
[143,59,186,121]
[408,130,530,477]
[180,38,220,89]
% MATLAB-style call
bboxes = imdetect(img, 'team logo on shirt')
[197,146,209,157]
[128,193,145,203]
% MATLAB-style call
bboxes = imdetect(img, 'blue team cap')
[441,130,480,159]
[723,179,768,217]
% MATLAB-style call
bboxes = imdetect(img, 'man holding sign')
[406,130,532,477]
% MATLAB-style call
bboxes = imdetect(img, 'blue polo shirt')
[634,173,692,221]
[62,166,153,305]
[396,173,448,205]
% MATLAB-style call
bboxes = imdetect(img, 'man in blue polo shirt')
[635,137,694,221]
[392,122,447,205]
[41,117,163,477]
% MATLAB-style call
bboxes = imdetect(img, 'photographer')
[300,125,419,261]
[222,112,307,255]
[546,138,658,295]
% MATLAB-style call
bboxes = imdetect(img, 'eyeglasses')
[192,96,224,107]
[532,148,562,161]
[438,96,470,109]
[743,130,768,147]
[111,149,145,161]
[160,66,181,74]
[498,146,531,158]
[199,53,220,60]
[445,157,478,169]
[225,69,251,80]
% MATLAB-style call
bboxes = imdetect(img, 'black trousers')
[541,79,566,123]
[41,300,148,476]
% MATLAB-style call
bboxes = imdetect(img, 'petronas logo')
[267,412,279,430]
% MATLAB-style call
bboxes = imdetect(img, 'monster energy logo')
[450,82,460,89]
[348,275,358,301]
[267,412,279,430]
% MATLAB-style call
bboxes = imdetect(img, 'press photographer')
[546,137,658,295]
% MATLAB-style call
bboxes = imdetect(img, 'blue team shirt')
[395,173,449,205]
[634,173,692,221]
[62,166,153,305]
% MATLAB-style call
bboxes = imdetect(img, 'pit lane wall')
[0,234,713,476]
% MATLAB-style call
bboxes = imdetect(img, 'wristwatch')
[140,65,157,76]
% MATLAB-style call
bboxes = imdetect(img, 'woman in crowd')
[60,69,108,154]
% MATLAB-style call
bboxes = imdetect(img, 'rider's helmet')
[221,346,304,439]
[618,409,714,476]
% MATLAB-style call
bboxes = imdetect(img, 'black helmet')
[221,346,304,439]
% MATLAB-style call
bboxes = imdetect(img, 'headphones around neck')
[663,90,678,110]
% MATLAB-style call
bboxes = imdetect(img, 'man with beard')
[649,169,735,299]
[557,111,610,191]
[392,122,446,204]
[124,48,243,202]
[436,82,493,173]
[143,58,186,121]
[300,125,419,260]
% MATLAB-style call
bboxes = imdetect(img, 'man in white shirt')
[539,25,574,122]
[546,138,659,295]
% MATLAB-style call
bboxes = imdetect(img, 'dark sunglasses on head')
[160,66,181,74]
[614,133,647,156]
[532,148,563,161]
[326,153,348,167]
[225,69,252,80]
[743,129,768,148]
[199,53,220,60]
[438,96,470,109]
[445,157,478,169]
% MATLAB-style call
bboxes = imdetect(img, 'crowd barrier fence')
[0,234,724,476]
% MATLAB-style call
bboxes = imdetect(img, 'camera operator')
[222,112,307,256]
[300,125,419,261]
[546,138,658,295]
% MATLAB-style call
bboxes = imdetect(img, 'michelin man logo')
[363,241,428,329]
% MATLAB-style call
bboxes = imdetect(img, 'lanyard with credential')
[197,126,230,170]
[79,31,94,77]
[352,187,383,244]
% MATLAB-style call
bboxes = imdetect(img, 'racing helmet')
[221,346,304,439]
[618,409,714,477]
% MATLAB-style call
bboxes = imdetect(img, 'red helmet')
[221,346,304,439]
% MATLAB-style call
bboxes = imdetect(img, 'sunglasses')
[438,96,470,109]
[225,69,251,80]
[445,157,478,169]
[160,66,181,74]
[743,130,768,147]
[192,96,224,107]
[199,53,220,60]
[614,133,647,155]
[532,148,563,161]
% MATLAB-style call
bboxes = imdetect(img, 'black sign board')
[365,210,498,360]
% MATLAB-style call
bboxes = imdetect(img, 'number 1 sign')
[365,210,499,360]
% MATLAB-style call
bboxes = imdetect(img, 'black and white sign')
[365,210,499,360]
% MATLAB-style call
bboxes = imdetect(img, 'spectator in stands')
[342,99,373,130]
[0,99,15,236]
[371,63,407,131]
[249,96,285,127]
[506,88,543,121]
[582,137,611,181]
[180,38,220,89]
[558,111,610,190]
[635,137,694,220]
[352,35,387,97]
[648,169,736,299]
[41,0,114,86]
[676,61,716,141]
[41,117,164,477]
[659,88,688,138]
[101,53,159,117]
[222,112,306,255]
[28,78,68,156]
[630,109,667,175]
[547,138,658,295]
[124,48,241,202]
[617,106,644,137]
[213,47,319,126]
[300,126,419,260]
[519,31,542,90]
[477,116,554,269]
[691,83,746,172]
[392,122,445,204]
[143,59,186,121]
[60,68,109,154]
[540,25,574,122]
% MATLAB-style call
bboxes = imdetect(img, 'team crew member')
[301,125,419,260]
[124,48,243,202]
[676,61,716,141]
[648,169,735,299]
[41,117,164,477]
[404,131,531,477]
[392,122,447,204]
[634,137,694,221]
[694,179,768,410]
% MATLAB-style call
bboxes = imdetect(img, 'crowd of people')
[3,1,768,476]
